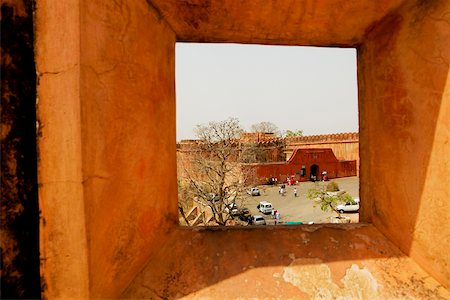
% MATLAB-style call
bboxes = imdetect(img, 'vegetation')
[178,117,250,226]
[284,129,304,137]
[307,182,354,218]
[326,181,340,192]
[250,121,280,136]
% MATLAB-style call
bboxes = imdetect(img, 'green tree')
[284,129,304,137]
[307,182,355,218]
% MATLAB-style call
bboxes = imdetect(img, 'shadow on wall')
[121,225,449,299]
[33,0,450,298]
[359,0,450,283]
[0,0,41,298]
[122,0,450,297]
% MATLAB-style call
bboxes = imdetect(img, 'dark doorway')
[310,164,319,181]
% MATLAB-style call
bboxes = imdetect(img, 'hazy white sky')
[176,43,358,141]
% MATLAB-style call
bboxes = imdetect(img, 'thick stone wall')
[33,0,450,297]
[81,0,177,298]
[35,0,90,297]
[36,0,177,298]
[359,0,450,289]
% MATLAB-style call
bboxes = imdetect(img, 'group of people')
[271,209,281,224]
[279,184,298,197]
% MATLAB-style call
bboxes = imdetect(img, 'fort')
[178,132,359,185]
[2,0,449,298]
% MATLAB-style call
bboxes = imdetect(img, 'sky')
[176,43,358,141]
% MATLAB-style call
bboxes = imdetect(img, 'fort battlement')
[286,132,359,145]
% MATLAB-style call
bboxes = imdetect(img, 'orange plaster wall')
[123,225,450,299]
[79,0,177,297]
[152,0,406,46]
[359,0,450,288]
[35,0,90,298]
[36,0,450,297]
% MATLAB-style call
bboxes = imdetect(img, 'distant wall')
[285,133,359,174]
[243,148,357,185]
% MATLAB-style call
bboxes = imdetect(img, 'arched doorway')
[310,164,319,181]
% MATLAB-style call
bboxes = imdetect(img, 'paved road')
[239,176,359,225]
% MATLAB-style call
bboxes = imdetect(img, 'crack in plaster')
[37,64,79,77]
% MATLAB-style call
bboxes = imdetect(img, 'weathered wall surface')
[151,0,406,46]
[359,0,450,289]
[1,0,40,297]
[36,0,177,297]
[35,0,90,297]
[80,0,177,297]
[34,0,450,297]
[123,225,450,299]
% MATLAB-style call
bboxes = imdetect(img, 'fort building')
[178,132,358,185]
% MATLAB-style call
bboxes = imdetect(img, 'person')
[294,188,297,197]
[275,211,280,224]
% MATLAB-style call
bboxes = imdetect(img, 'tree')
[306,182,355,219]
[284,129,304,137]
[250,121,280,136]
[178,117,250,226]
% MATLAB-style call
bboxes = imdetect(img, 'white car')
[252,215,266,225]
[336,197,360,213]
[257,201,273,214]
[247,187,260,196]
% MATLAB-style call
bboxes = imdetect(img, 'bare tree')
[250,121,280,136]
[178,118,249,226]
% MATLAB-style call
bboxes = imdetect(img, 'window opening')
[176,43,359,227]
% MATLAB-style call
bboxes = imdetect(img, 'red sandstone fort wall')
[285,132,360,175]
[242,148,357,185]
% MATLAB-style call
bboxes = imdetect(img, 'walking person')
[294,187,297,197]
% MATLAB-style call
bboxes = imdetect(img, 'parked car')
[252,215,266,225]
[247,187,260,196]
[238,207,251,221]
[336,197,360,213]
[257,201,273,214]
[224,203,239,216]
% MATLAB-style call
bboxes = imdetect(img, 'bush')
[326,181,339,192]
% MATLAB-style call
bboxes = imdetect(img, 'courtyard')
[240,176,359,225]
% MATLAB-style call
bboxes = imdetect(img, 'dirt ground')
[239,176,360,225]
